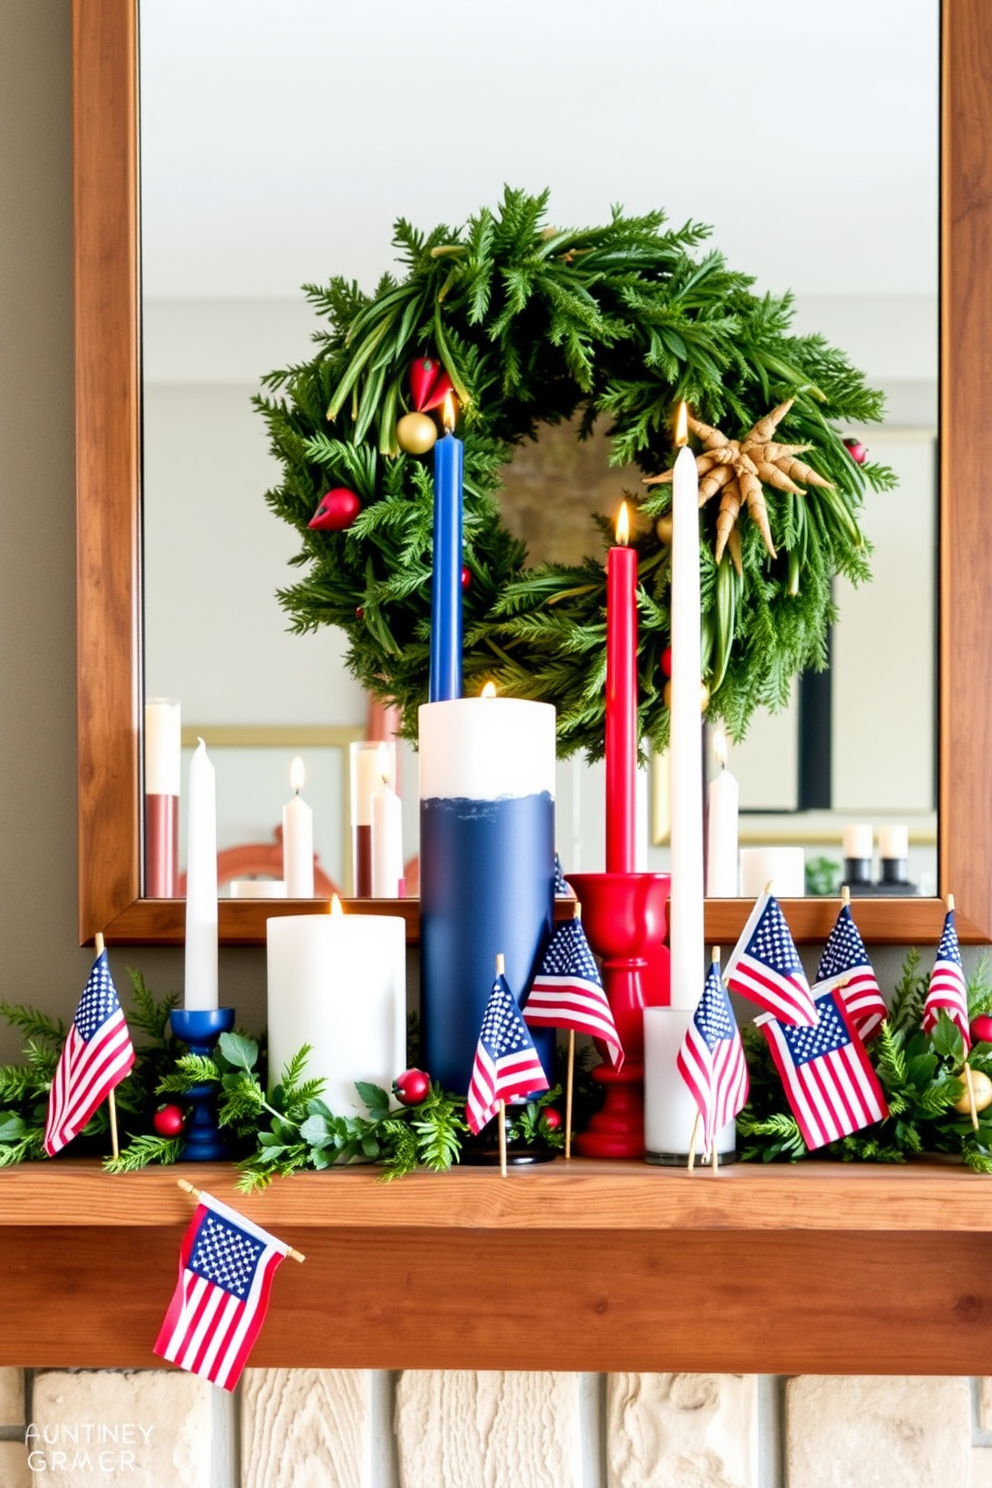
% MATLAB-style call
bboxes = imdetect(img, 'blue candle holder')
[169,1007,236,1161]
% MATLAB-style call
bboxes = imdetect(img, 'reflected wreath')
[256,188,893,758]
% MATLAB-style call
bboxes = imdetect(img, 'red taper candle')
[606,501,637,872]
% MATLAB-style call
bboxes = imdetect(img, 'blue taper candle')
[429,396,464,702]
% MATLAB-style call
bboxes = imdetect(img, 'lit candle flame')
[290,755,305,793]
[375,742,391,784]
[442,390,456,433]
[481,681,497,698]
[330,893,343,916]
[615,501,630,546]
[675,401,688,447]
[712,726,728,769]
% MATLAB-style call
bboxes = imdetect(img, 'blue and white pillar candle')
[419,693,556,1093]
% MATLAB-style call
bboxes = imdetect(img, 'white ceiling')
[139,0,939,303]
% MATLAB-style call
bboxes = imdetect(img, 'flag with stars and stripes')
[154,1191,292,1390]
[43,949,135,1156]
[676,960,748,1154]
[553,853,571,896]
[757,988,888,1150]
[466,970,549,1134]
[813,903,887,1042]
[524,916,623,1069]
[723,891,818,1027]
[922,908,971,1048]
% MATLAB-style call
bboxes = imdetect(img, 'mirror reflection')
[140,0,939,899]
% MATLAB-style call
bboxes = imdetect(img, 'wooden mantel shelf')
[4,1161,992,1374]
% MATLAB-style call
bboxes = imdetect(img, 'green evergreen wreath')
[256,188,893,758]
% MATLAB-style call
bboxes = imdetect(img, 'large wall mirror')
[75,0,992,946]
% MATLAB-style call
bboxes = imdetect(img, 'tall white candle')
[706,728,740,896]
[283,756,314,898]
[267,904,406,1116]
[669,407,705,1008]
[144,697,181,796]
[184,738,218,1010]
[372,745,404,897]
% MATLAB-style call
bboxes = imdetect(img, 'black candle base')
[843,856,873,886]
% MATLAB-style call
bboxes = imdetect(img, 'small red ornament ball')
[309,487,361,531]
[971,1015,992,1044]
[661,646,673,678]
[843,437,868,465]
[153,1104,185,1137]
[540,1108,562,1133]
[394,1068,431,1106]
[461,567,471,590]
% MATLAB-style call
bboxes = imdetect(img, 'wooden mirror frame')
[75,0,992,948]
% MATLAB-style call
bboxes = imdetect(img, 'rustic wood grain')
[73,0,140,944]
[241,1370,371,1488]
[75,0,992,949]
[395,1372,582,1488]
[4,1160,992,1234]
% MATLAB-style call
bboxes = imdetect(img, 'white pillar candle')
[351,740,396,828]
[644,1007,736,1159]
[706,728,740,897]
[669,410,705,1008]
[843,823,874,860]
[184,738,218,1010]
[372,745,404,897]
[739,846,806,898]
[267,908,406,1117]
[283,756,314,898]
[144,697,181,796]
[879,824,909,860]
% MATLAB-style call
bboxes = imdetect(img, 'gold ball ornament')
[954,1067,992,1114]
[663,680,710,711]
[396,411,438,454]
[655,514,673,544]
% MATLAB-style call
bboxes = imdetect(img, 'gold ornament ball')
[663,680,710,712]
[954,1067,992,1114]
[656,514,673,544]
[396,411,438,454]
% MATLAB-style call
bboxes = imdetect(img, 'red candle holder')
[566,872,671,1158]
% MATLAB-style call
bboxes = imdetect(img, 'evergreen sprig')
[257,187,891,757]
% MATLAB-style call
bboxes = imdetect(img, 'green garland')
[256,186,893,757]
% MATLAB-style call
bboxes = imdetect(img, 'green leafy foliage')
[257,187,891,758]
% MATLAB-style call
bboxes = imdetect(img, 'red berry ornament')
[395,1068,430,1106]
[540,1108,562,1133]
[153,1104,185,1137]
[971,1015,992,1045]
[461,566,471,590]
[843,437,868,465]
[309,488,361,531]
[661,646,673,678]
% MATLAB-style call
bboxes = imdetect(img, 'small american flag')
[44,950,135,1156]
[154,1191,291,1391]
[724,891,818,1026]
[553,853,571,896]
[922,908,971,1048]
[676,959,748,1154]
[758,988,888,1150]
[524,916,623,1069]
[466,970,549,1135]
[814,903,887,1041]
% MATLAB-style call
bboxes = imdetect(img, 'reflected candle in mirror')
[351,741,396,895]
[372,745,404,897]
[229,879,287,898]
[266,899,406,1116]
[706,727,739,896]
[184,738,218,1010]
[739,846,806,899]
[879,824,909,884]
[282,755,314,898]
[144,697,180,897]
[842,822,874,886]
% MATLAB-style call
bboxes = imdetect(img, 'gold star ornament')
[644,398,833,572]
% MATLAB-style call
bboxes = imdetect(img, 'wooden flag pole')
[176,1180,306,1262]
[687,1111,700,1173]
[842,884,851,908]
[498,1101,507,1177]
[565,1029,575,1161]
[94,933,121,1160]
